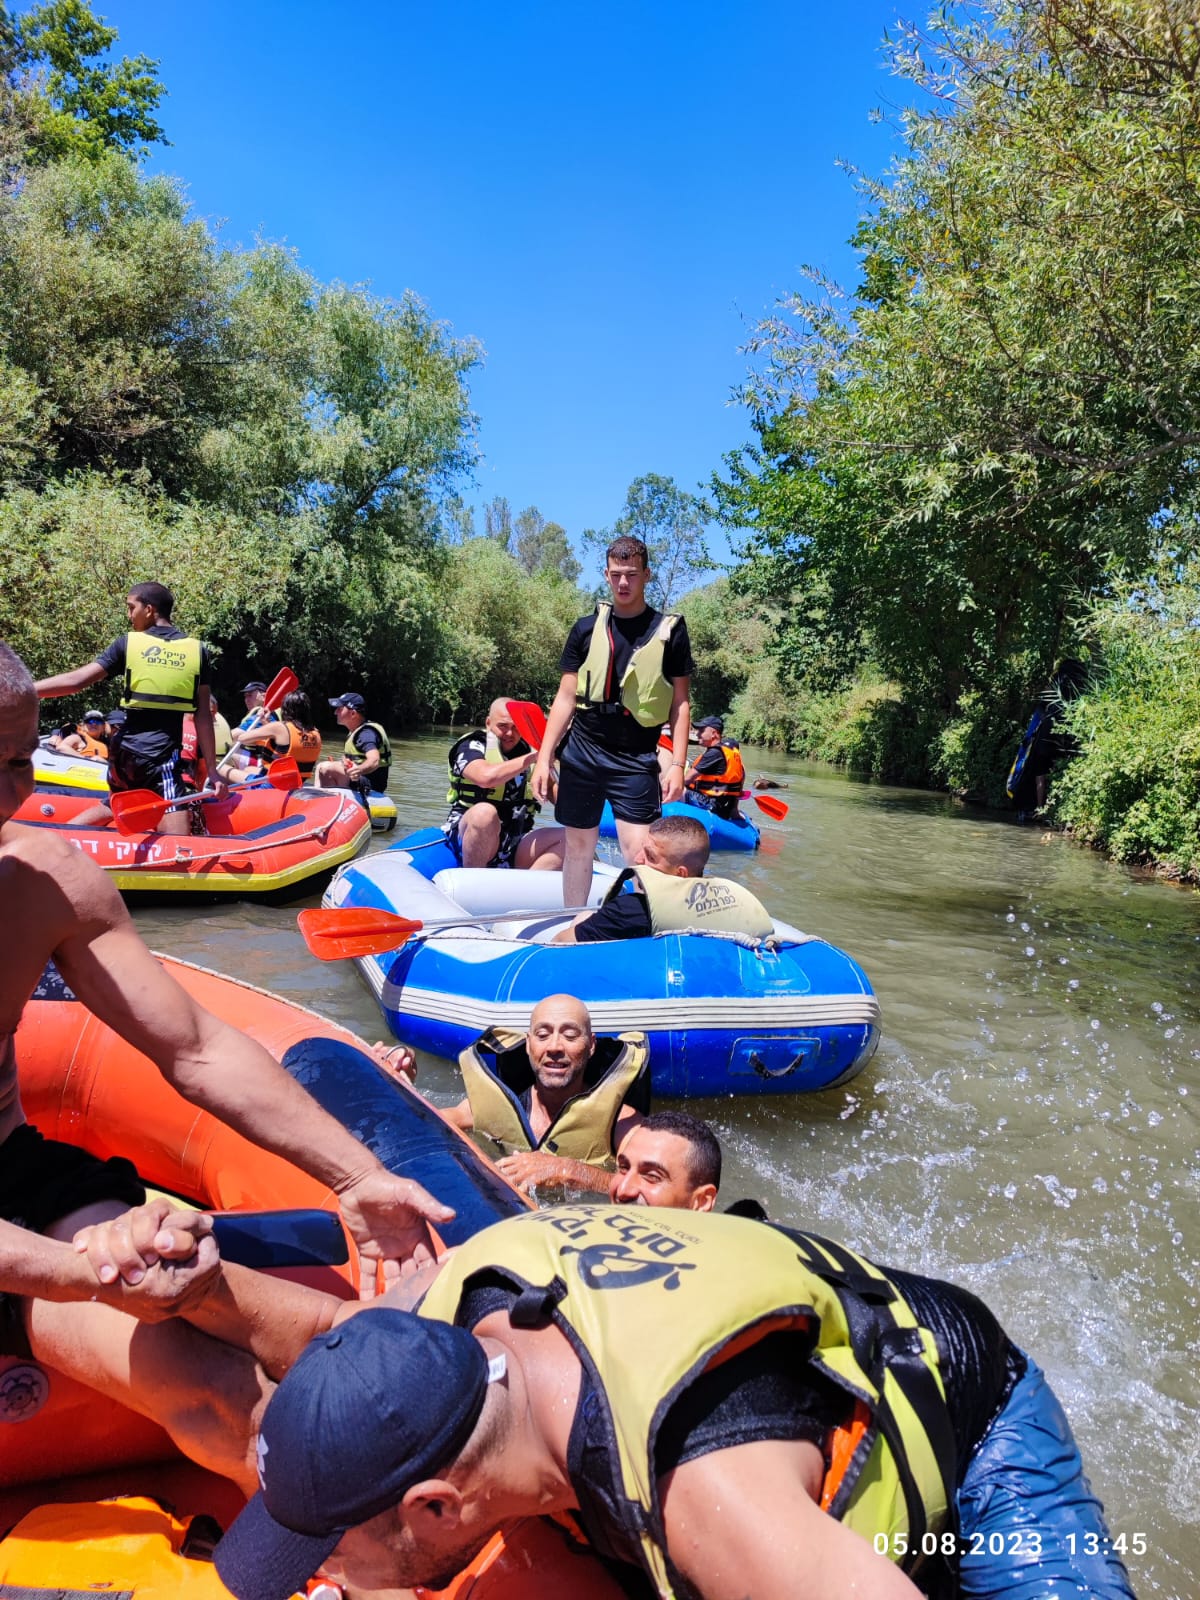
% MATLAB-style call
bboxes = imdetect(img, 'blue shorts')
[955,1353,1135,1599]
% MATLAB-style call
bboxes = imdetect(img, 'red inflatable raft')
[12,784,370,897]
[1,956,623,1600]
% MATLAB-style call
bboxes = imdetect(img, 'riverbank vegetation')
[701,0,1200,874]
[4,0,1199,877]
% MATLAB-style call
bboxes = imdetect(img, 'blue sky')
[113,1,910,566]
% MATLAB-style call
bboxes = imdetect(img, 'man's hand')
[72,1199,219,1320]
[661,764,685,804]
[496,1150,567,1191]
[531,758,554,805]
[335,1171,456,1296]
[209,773,229,801]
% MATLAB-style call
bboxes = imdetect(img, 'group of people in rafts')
[0,535,1135,1600]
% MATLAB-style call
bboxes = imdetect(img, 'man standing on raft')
[34,581,221,835]
[532,535,693,908]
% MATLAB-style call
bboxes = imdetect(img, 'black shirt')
[573,891,652,943]
[94,624,212,749]
[561,607,694,755]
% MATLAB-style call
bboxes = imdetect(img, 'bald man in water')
[443,699,565,869]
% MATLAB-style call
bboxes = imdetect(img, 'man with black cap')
[219,682,271,778]
[313,692,391,804]
[683,714,746,821]
[213,1207,1136,1600]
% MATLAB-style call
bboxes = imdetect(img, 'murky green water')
[135,732,1199,1597]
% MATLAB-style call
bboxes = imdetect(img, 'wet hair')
[648,812,710,875]
[606,535,649,569]
[128,581,174,618]
[280,690,316,730]
[637,1110,722,1191]
[0,639,36,709]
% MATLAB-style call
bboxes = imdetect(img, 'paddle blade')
[657,730,674,753]
[110,788,168,834]
[298,906,423,961]
[506,699,548,752]
[262,667,299,714]
[753,794,789,821]
[267,757,302,791]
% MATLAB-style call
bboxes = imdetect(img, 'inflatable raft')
[34,744,399,832]
[599,795,761,851]
[3,956,622,1598]
[14,784,370,897]
[324,843,880,1096]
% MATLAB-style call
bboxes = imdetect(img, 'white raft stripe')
[364,966,881,1033]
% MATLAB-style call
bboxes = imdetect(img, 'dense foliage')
[719,0,1200,807]
[0,1,592,729]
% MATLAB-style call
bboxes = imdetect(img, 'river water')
[135,732,1199,1598]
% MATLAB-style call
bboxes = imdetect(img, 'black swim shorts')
[555,722,663,829]
[0,1124,146,1356]
[108,735,187,800]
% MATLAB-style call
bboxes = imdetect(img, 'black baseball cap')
[214,1310,490,1600]
[241,681,267,695]
[105,708,126,726]
[695,715,725,732]
[328,692,365,711]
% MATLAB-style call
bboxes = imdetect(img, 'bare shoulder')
[0,820,127,933]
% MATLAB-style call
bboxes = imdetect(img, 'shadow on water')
[133,735,1199,1596]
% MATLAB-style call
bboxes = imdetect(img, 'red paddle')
[505,700,548,751]
[111,759,302,835]
[298,902,594,961]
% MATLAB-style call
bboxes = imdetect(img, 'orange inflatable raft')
[1,956,624,1599]
[13,784,371,897]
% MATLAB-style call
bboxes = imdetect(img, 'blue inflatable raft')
[599,796,761,851]
[324,840,880,1098]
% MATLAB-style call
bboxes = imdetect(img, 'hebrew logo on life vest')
[140,643,191,670]
[684,879,740,920]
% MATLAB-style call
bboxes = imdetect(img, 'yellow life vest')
[447,730,535,810]
[607,864,775,940]
[419,1207,956,1596]
[344,721,392,770]
[0,1494,231,1596]
[120,632,202,713]
[576,603,680,729]
[458,1027,649,1167]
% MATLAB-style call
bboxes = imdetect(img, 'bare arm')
[49,846,452,1284]
[459,751,535,788]
[661,677,691,804]
[193,686,223,795]
[232,716,282,747]
[35,661,108,699]
[531,673,577,804]
[661,1439,923,1600]
[494,1149,614,1195]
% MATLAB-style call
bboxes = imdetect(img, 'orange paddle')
[299,902,594,961]
[111,759,302,834]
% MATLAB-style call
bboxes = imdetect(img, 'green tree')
[513,504,581,583]
[4,0,167,165]
[586,473,716,608]
[483,494,512,549]
[722,0,1200,788]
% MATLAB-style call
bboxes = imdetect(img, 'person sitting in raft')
[53,708,110,760]
[444,698,565,869]
[210,691,233,760]
[0,639,456,1494]
[553,813,773,945]
[219,678,276,777]
[683,714,746,821]
[375,995,647,1198]
[228,690,322,783]
[212,1209,1137,1600]
[313,692,391,807]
